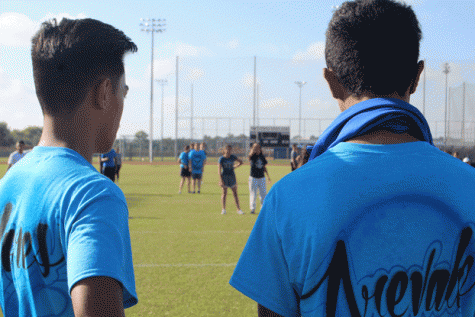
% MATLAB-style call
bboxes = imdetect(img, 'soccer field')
[0,160,291,316]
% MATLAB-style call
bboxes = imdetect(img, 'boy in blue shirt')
[178,145,191,193]
[0,18,138,316]
[101,148,117,182]
[230,1,475,316]
[189,142,206,193]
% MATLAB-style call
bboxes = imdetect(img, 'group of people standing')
[100,147,122,182]
[178,142,207,194]
[178,142,271,215]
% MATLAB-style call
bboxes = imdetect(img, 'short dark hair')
[31,18,138,115]
[17,140,25,145]
[325,0,422,97]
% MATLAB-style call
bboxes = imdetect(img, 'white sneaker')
[221,209,226,215]
[237,210,244,215]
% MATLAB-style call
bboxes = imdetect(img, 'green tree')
[134,131,149,159]
[0,122,14,147]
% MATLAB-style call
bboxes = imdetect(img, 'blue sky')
[1,0,474,139]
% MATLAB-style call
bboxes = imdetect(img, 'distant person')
[290,143,299,171]
[219,145,244,215]
[296,144,311,168]
[178,145,191,194]
[0,18,138,316]
[231,1,475,316]
[189,142,206,193]
[7,140,27,171]
[452,151,460,159]
[199,142,207,184]
[463,157,471,165]
[248,143,271,214]
[101,148,117,182]
[115,147,123,181]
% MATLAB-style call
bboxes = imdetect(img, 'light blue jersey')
[0,147,137,316]
[190,150,206,174]
[101,148,116,169]
[231,141,475,317]
[179,151,189,169]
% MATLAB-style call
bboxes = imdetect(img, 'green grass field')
[0,160,291,316]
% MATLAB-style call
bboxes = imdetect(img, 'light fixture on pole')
[443,63,450,146]
[295,81,307,144]
[156,79,168,161]
[140,18,166,162]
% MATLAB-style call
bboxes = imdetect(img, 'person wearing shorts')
[189,143,205,193]
[101,148,117,182]
[218,144,243,215]
[115,147,122,181]
[178,145,191,193]
[248,143,271,214]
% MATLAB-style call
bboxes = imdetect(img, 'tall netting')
[447,83,475,146]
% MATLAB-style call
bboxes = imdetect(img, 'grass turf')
[0,160,291,316]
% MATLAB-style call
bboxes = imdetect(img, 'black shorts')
[222,173,236,188]
[116,164,122,173]
[103,166,116,182]
[192,173,202,180]
[181,167,191,177]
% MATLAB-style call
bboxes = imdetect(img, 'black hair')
[31,18,138,115]
[17,140,25,145]
[325,0,422,97]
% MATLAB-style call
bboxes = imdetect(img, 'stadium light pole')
[140,18,166,163]
[295,81,307,145]
[443,63,450,146]
[156,79,168,161]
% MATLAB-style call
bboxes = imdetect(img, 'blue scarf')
[307,98,433,161]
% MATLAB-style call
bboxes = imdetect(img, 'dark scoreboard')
[250,126,290,148]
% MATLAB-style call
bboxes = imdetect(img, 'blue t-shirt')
[0,147,138,316]
[218,155,238,175]
[179,151,189,169]
[101,149,117,169]
[190,150,206,174]
[230,142,475,317]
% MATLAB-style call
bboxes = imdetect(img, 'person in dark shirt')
[248,143,271,214]
[218,145,243,215]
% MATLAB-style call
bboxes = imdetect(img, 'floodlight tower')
[443,63,450,146]
[156,79,168,161]
[295,81,307,144]
[140,18,166,162]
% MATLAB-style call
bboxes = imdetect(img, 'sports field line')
[130,230,251,234]
[134,263,237,268]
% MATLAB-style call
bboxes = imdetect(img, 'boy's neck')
[38,115,94,163]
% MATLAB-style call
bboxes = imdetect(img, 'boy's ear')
[323,68,347,101]
[409,60,425,95]
[93,78,113,110]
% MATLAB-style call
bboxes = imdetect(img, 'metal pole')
[175,56,179,159]
[140,18,166,162]
[423,60,426,117]
[443,63,450,146]
[156,79,167,161]
[256,83,259,143]
[253,56,257,131]
[190,83,194,142]
[462,82,466,146]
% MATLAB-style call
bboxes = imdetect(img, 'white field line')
[130,230,251,234]
[134,263,237,268]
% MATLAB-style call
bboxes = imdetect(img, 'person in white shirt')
[7,141,27,171]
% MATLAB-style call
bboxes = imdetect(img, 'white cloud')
[0,69,43,129]
[292,42,325,64]
[0,12,37,47]
[0,12,87,47]
[186,68,205,81]
[174,42,213,57]
[227,39,239,49]
[259,97,289,110]
[241,73,261,89]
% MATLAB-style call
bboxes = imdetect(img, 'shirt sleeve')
[229,189,299,317]
[63,182,138,308]
[7,153,14,165]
